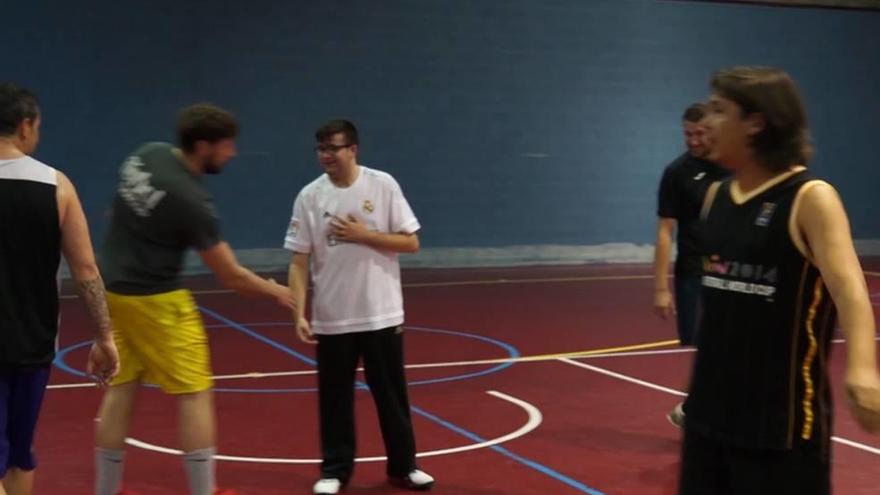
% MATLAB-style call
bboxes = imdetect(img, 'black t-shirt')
[688,171,836,451]
[102,142,221,295]
[657,153,729,274]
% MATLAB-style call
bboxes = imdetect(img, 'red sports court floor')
[36,259,880,494]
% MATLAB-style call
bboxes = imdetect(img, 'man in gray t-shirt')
[102,141,222,294]
[94,105,295,495]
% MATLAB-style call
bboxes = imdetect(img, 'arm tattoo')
[77,276,112,339]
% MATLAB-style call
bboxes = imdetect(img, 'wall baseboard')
[182,239,880,274]
[58,240,880,279]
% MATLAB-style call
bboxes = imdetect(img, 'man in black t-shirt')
[654,102,728,427]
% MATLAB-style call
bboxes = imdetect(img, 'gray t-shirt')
[102,142,220,295]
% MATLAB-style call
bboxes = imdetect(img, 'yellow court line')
[525,338,681,361]
[391,338,682,369]
[47,338,683,390]
[206,338,682,376]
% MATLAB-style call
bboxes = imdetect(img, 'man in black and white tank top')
[677,67,880,495]
[0,82,118,494]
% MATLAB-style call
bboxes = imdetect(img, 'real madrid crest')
[362,200,374,214]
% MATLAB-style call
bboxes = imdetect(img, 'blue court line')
[199,306,605,495]
[53,341,90,377]
[412,405,605,495]
[197,317,520,392]
[52,343,160,393]
[52,342,304,393]
[198,307,318,366]
[51,322,519,392]
[203,320,523,385]
[51,311,603,493]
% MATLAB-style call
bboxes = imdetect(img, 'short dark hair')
[0,82,40,137]
[711,66,812,171]
[315,119,359,145]
[177,103,239,152]
[682,102,707,123]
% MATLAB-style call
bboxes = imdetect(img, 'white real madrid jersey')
[284,166,420,334]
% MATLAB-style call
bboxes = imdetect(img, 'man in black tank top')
[678,67,880,495]
[0,83,118,494]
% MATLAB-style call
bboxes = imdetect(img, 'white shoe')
[313,478,343,495]
[667,402,685,429]
[389,469,435,491]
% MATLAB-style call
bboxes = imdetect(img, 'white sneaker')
[389,469,435,491]
[667,402,685,429]
[313,478,343,495]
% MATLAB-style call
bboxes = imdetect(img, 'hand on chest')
[319,195,382,224]
[318,195,384,246]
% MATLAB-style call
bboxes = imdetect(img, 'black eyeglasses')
[314,143,351,153]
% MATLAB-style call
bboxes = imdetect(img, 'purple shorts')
[0,366,50,477]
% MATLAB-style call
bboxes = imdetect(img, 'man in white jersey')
[285,120,434,495]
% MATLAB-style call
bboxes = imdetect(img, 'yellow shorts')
[107,289,213,394]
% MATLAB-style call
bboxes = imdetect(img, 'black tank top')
[0,157,61,367]
[688,170,836,451]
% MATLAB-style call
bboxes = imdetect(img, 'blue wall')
[7,0,880,250]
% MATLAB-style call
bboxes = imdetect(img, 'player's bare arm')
[798,182,880,433]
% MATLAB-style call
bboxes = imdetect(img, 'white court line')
[125,390,541,463]
[832,436,880,455]
[559,358,687,397]
[557,357,880,456]
[47,344,684,390]
[47,350,695,390]
[46,369,321,390]
[212,369,316,380]
[47,382,98,390]
[51,338,880,391]
[46,369,322,390]
[574,339,880,357]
